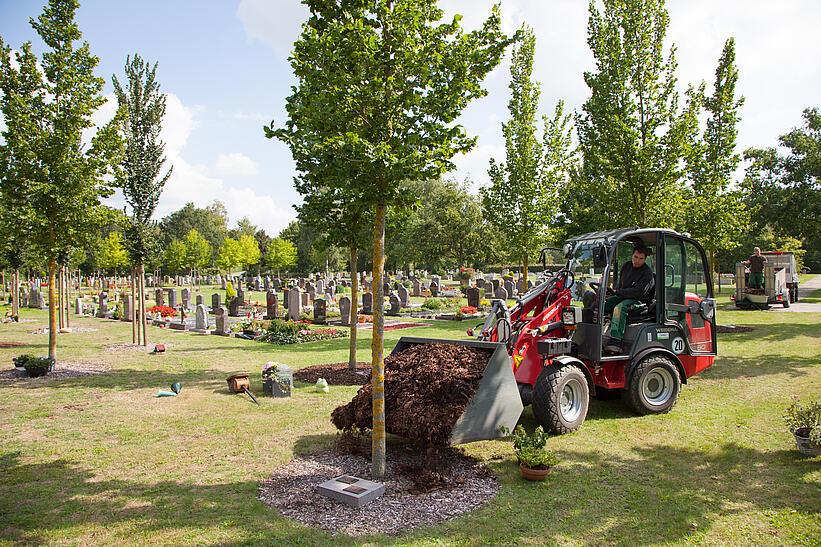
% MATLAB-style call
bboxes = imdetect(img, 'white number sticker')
[672,337,685,354]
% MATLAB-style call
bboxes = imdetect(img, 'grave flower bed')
[147,305,177,318]
[260,319,347,345]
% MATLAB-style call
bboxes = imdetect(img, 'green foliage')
[225,281,237,300]
[159,201,228,252]
[237,234,261,270]
[23,356,53,377]
[743,107,820,270]
[685,38,748,276]
[266,237,297,274]
[96,232,129,272]
[183,228,212,271]
[783,399,820,445]
[260,320,347,345]
[113,54,171,227]
[500,424,558,469]
[421,298,445,310]
[217,237,241,273]
[483,27,573,275]
[12,354,36,368]
[112,301,123,320]
[573,0,693,231]
[163,239,187,274]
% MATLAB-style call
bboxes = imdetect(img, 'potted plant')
[784,399,821,456]
[23,357,54,378]
[501,425,560,480]
[13,354,34,369]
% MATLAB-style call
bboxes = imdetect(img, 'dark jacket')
[616,262,654,300]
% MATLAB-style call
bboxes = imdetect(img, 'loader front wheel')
[624,354,681,415]
[532,364,589,434]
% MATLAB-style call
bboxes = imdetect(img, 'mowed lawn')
[0,296,819,545]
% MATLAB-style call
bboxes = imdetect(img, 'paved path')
[772,275,821,313]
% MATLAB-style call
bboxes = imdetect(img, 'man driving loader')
[604,244,654,353]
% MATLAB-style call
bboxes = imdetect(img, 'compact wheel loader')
[387,228,718,443]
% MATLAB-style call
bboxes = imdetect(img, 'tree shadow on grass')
[421,442,820,545]
[718,321,819,344]
[0,451,340,545]
[0,368,230,392]
[701,354,818,381]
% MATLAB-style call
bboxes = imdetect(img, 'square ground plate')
[316,475,385,507]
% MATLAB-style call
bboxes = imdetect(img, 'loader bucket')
[389,337,524,445]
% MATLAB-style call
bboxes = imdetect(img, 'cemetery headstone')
[75,297,83,315]
[313,298,327,324]
[196,294,204,306]
[229,296,240,317]
[301,291,310,307]
[282,287,290,309]
[362,292,373,314]
[288,288,302,321]
[181,288,190,309]
[388,294,401,316]
[495,286,508,300]
[504,280,515,298]
[211,293,221,310]
[476,278,486,289]
[430,282,439,297]
[397,285,410,308]
[97,292,108,317]
[237,286,245,304]
[467,287,480,309]
[166,288,177,309]
[412,279,421,297]
[122,295,133,321]
[154,288,164,307]
[212,306,230,336]
[265,291,278,320]
[339,296,351,326]
[192,304,210,333]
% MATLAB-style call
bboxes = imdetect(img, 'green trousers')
[604,296,637,341]
[749,272,764,289]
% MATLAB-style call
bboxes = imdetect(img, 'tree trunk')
[12,269,19,318]
[65,267,70,329]
[348,244,359,371]
[140,264,148,346]
[57,266,64,331]
[522,254,529,296]
[131,267,137,344]
[371,203,387,478]
[47,258,57,362]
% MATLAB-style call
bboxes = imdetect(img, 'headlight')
[562,306,581,326]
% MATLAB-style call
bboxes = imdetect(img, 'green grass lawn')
[0,302,819,545]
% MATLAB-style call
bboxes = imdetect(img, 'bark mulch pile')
[717,324,755,334]
[0,342,26,348]
[294,362,370,386]
[258,441,498,537]
[331,343,492,445]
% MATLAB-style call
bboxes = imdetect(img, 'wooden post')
[371,203,387,478]
[47,258,57,362]
[348,244,358,371]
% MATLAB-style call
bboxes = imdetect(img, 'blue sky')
[1,0,819,236]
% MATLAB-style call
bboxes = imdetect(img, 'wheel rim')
[641,367,674,406]
[560,378,584,422]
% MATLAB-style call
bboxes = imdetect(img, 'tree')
[217,237,241,273]
[266,238,297,277]
[183,228,212,275]
[112,53,172,345]
[97,231,129,275]
[743,107,820,270]
[685,38,747,280]
[159,201,228,254]
[272,0,511,477]
[163,239,187,275]
[236,234,261,272]
[0,0,122,361]
[482,27,573,282]
[574,0,695,230]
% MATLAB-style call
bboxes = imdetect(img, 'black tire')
[624,354,681,415]
[532,364,589,434]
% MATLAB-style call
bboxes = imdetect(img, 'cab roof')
[565,227,685,245]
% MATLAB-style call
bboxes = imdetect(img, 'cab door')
[662,235,717,364]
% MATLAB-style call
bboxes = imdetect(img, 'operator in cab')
[604,244,654,353]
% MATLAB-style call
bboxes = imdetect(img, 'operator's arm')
[616,265,653,299]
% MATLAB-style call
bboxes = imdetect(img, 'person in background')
[743,247,767,289]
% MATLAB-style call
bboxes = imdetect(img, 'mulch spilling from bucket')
[258,443,498,537]
[717,325,755,334]
[331,343,492,445]
[294,362,370,385]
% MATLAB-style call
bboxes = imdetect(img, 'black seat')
[626,274,656,323]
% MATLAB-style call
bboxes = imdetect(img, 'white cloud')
[215,152,259,177]
[236,0,310,55]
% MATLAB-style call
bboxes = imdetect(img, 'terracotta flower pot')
[519,463,551,481]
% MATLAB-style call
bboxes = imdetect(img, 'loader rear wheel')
[624,354,681,415]
[532,364,589,434]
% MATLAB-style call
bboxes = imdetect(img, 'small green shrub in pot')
[784,399,821,455]
[24,357,54,378]
[500,424,560,471]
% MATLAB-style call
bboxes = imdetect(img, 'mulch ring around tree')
[0,360,110,383]
[258,438,498,537]
[104,342,174,353]
[717,325,755,334]
[331,343,492,445]
[294,362,370,385]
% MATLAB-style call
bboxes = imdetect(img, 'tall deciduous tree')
[266,238,297,277]
[113,53,171,345]
[743,107,820,270]
[575,0,694,230]
[483,26,573,282]
[183,228,212,276]
[0,0,122,361]
[97,231,129,276]
[217,237,241,274]
[685,38,747,280]
[271,0,511,477]
[236,234,261,272]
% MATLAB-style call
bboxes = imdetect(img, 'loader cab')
[567,228,717,363]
